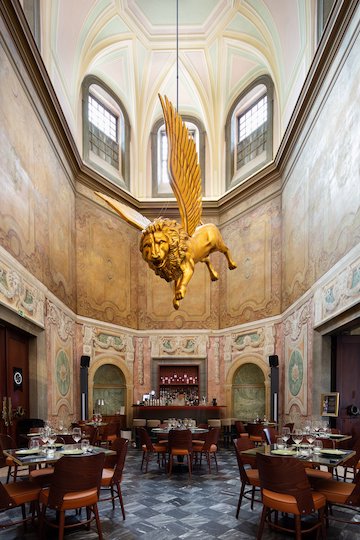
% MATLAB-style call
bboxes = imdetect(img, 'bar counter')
[132,405,226,423]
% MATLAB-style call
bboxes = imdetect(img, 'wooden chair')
[341,439,360,481]
[39,452,104,540]
[137,427,167,472]
[233,438,261,517]
[192,427,220,473]
[235,421,248,438]
[98,422,119,447]
[100,437,128,519]
[168,429,193,478]
[311,468,360,526]
[0,434,26,483]
[256,453,326,540]
[246,423,264,444]
[0,478,41,530]
[81,424,98,445]
[262,426,279,445]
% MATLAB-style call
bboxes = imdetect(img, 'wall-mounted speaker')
[80,355,90,368]
[269,355,279,368]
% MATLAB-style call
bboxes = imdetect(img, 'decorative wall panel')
[220,199,281,327]
[76,198,137,327]
[283,300,312,415]
[0,45,76,311]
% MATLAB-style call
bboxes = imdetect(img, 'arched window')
[93,364,126,416]
[82,76,130,190]
[232,363,265,421]
[225,75,273,190]
[151,116,205,197]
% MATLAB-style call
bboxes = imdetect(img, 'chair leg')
[257,505,267,540]
[111,485,115,509]
[213,452,218,472]
[58,510,65,540]
[295,515,301,540]
[93,503,103,540]
[250,486,256,510]
[116,482,125,520]
[236,483,245,518]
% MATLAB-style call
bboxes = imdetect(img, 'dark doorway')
[333,334,360,437]
[0,321,30,440]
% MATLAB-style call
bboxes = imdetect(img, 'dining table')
[3,443,116,469]
[240,443,355,469]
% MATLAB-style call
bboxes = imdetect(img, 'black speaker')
[80,355,90,368]
[269,355,279,368]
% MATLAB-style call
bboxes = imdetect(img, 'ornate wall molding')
[314,251,360,327]
[0,250,45,327]
[46,300,74,341]
[213,337,220,384]
[137,337,144,385]
[150,335,209,357]
[283,299,312,415]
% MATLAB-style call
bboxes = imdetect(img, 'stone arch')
[225,354,270,419]
[88,353,133,424]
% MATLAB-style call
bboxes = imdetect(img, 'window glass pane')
[238,96,267,142]
[88,95,117,142]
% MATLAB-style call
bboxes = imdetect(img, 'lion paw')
[210,271,219,281]
[173,298,180,310]
[228,261,237,270]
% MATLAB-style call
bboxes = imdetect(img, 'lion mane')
[140,218,189,282]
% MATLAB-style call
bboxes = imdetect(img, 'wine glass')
[48,430,56,448]
[313,439,323,454]
[306,432,315,449]
[281,427,290,446]
[81,438,90,453]
[292,429,303,454]
[72,427,82,445]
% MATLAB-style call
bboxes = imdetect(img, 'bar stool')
[221,418,233,448]
[132,419,146,448]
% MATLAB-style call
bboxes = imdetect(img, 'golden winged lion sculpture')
[96,94,237,309]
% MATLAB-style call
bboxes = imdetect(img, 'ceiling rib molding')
[0,0,357,222]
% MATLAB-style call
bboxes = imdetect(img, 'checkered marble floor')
[1,446,360,539]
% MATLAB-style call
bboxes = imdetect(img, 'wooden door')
[335,335,360,434]
[0,323,29,439]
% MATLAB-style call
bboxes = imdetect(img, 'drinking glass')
[81,439,90,453]
[306,432,315,447]
[72,427,82,444]
[29,437,41,452]
[281,427,290,446]
[276,437,285,450]
[40,428,49,446]
[292,429,303,453]
[47,430,56,448]
[313,439,323,454]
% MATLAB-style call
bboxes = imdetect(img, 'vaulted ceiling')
[38,0,316,199]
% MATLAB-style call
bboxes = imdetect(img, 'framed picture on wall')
[321,392,339,417]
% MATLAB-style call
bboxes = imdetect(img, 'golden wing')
[159,94,202,237]
[95,192,151,231]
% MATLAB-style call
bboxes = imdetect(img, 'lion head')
[139,218,189,282]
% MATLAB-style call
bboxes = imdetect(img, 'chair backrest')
[16,418,45,444]
[233,439,255,485]
[256,453,315,514]
[284,422,294,433]
[235,421,247,435]
[81,424,98,445]
[201,427,220,451]
[0,434,15,467]
[111,437,129,483]
[346,469,360,506]
[0,481,14,510]
[137,427,154,451]
[263,427,278,445]
[168,429,193,452]
[246,423,264,438]
[47,452,105,508]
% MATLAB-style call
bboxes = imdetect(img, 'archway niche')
[225,355,270,420]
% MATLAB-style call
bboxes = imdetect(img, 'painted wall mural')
[283,300,312,415]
